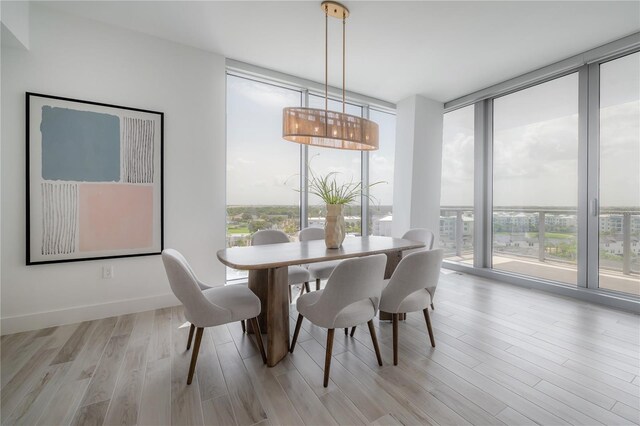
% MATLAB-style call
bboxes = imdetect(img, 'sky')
[228,51,639,209]
[441,51,639,208]
[226,76,395,206]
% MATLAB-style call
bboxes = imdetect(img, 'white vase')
[325,204,346,249]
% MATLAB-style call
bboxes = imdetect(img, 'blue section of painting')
[41,106,120,182]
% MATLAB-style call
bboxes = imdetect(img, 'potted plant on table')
[306,165,384,249]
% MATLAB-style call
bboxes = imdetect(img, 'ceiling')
[42,1,640,104]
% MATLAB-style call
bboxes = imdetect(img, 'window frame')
[225,71,396,282]
[441,34,640,311]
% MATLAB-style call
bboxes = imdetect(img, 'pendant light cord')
[325,6,328,114]
[342,13,346,114]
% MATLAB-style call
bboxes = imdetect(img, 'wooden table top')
[216,236,425,270]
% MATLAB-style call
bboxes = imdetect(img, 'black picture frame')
[25,92,164,265]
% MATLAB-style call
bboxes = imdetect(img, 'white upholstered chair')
[402,228,436,309]
[251,230,312,298]
[402,228,435,250]
[290,254,387,387]
[379,249,443,365]
[162,249,266,384]
[299,227,341,290]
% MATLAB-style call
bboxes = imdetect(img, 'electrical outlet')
[102,266,114,279]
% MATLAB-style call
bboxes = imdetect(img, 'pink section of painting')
[79,184,153,251]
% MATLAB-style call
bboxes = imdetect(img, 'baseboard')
[1,293,180,335]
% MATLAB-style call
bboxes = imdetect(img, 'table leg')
[380,251,406,321]
[247,266,290,367]
[248,269,268,332]
[384,250,402,279]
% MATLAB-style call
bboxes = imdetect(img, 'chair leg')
[350,326,356,337]
[367,320,383,366]
[241,320,246,334]
[431,302,435,310]
[288,285,292,303]
[187,327,203,385]
[423,308,436,347]
[344,328,348,335]
[250,317,267,364]
[316,278,321,291]
[392,314,399,365]
[304,282,311,293]
[290,314,303,353]
[324,329,335,387]
[186,323,195,350]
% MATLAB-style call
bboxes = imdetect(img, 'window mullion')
[362,105,370,236]
[300,90,309,231]
[473,99,493,268]
[577,65,590,288]
[586,63,600,289]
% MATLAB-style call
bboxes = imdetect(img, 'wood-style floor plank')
[148,307,172,362]
[276,369,338,425]
[37,378,91,426]
[138,358,171,426]
[1,347,59,420]
[473,359,606,425]
[243,353,304,426]
[611,401,640,424]
[3,362,71,425]
[50,320,95,365]
[71,400,110,426]
[1,331,46,388]
[332,349,437,425]
[534,380,631,425]
[496,407,537,425]
[318,389,368,426]
[202,394,237,426]
[196,329,227,401]
[102,336,148,425]
[169,307,205,426]
[368,413,404,426]
[216,341,267,426]
[72,316,119,381]
[79,333,130,407]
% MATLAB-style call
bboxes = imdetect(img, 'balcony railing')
[440,206,640,276]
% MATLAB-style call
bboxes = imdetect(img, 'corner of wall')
[1,1,30,50]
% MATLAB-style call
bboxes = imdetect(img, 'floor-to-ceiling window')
[598,52,640,296]
[369,108,395,236]
[226,75,303,280]
[441,105,474,262]
[440,38,639,307]
[492,73,579,285]
[226,73,395,281]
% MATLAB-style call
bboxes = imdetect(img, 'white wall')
[392,96,417,235]
[1,5,227,334]
[0,1,30,49]
[393,95,444,242]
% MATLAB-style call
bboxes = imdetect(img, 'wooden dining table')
[216,236,425,366]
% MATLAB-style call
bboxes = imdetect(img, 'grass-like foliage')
[305,156,385,206]
[286,155,387,206]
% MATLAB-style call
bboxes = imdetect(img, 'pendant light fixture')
[282,1,379,151]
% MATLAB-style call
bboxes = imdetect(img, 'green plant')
[309,159,385,205]
[287,156,385,206]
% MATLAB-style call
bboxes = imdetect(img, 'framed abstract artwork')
[26,93,164,264]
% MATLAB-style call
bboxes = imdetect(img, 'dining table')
[216,235,425,366]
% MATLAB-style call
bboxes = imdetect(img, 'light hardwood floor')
[1,272,639,425]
